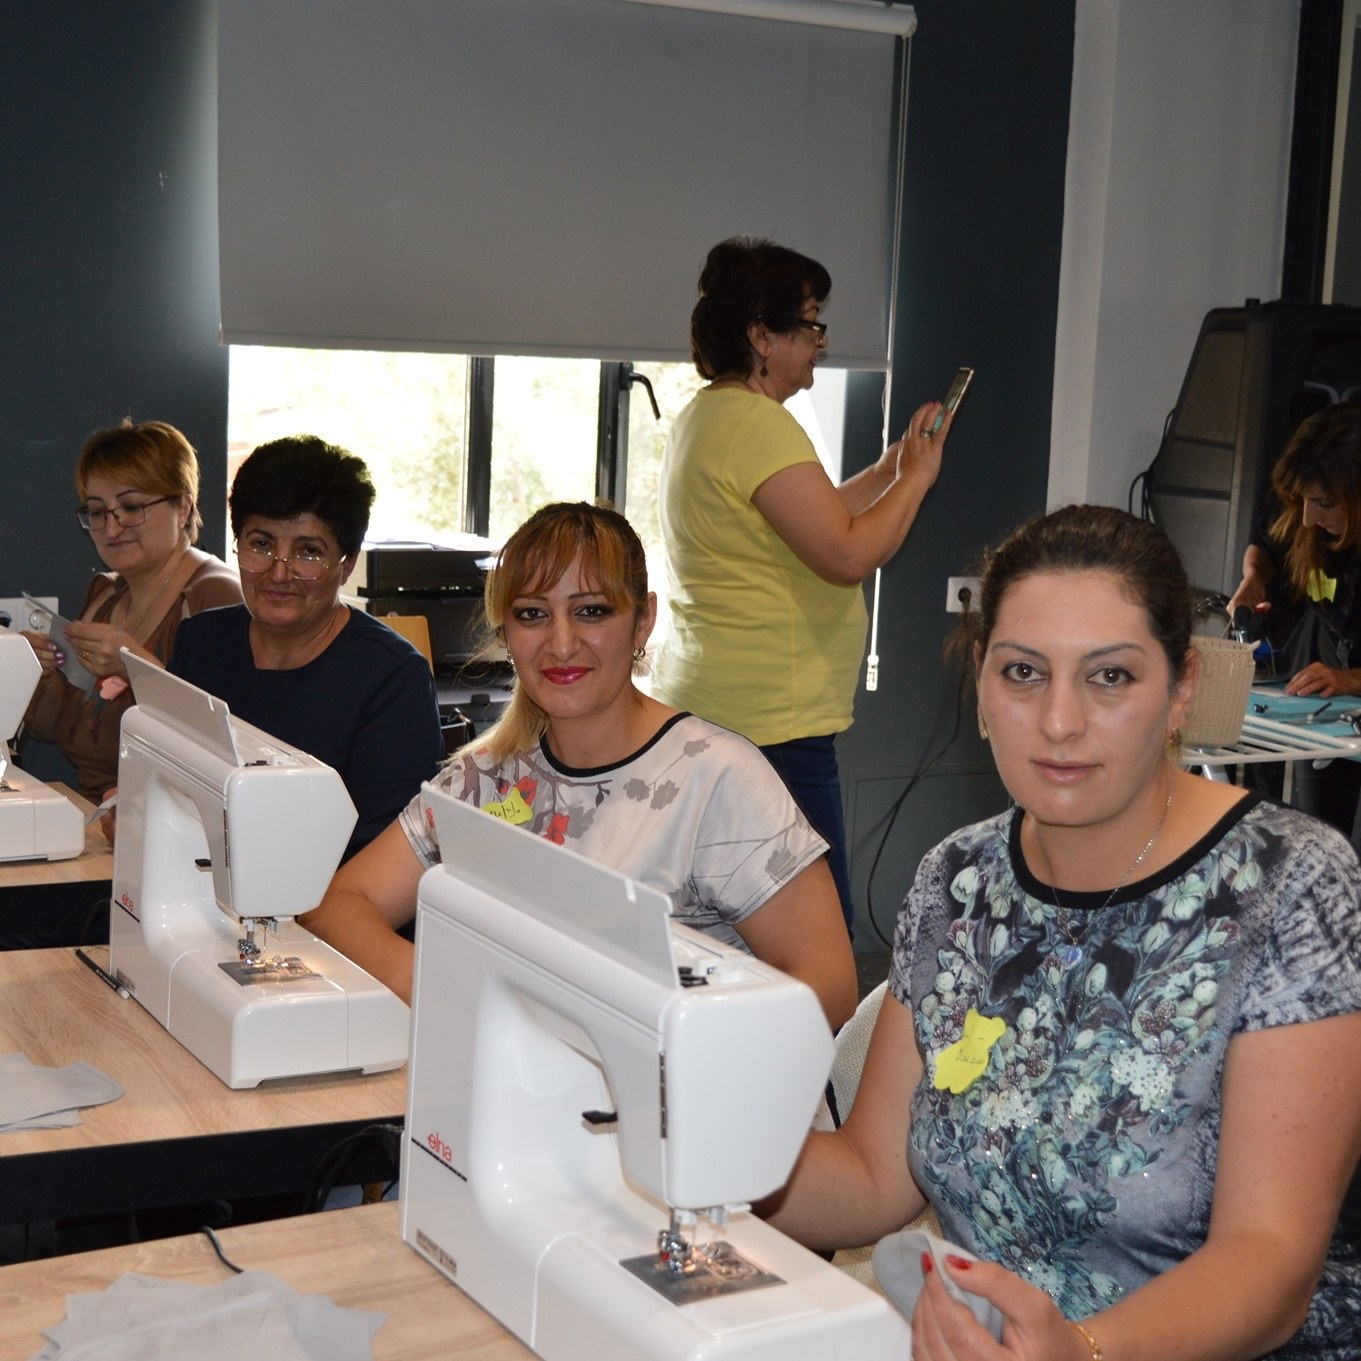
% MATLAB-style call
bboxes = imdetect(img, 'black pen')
[75,947,130,999]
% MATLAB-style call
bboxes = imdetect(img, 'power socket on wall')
[945,577,981,614]
[0,597,58,631]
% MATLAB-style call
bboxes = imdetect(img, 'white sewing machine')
[0,632,83,862]
[402,790,910,1361]
[108,651,409,1089]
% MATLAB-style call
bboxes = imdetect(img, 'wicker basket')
[1183,636,1256,747]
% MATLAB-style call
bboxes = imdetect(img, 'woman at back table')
[766,505,1361,1360]
[1227,401,1361,854]
[169,435,443,861]
[300,500,856,1030]
[650,237,956,938]
[21,420,241,805]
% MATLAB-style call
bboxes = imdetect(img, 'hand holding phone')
[929,366,974,434]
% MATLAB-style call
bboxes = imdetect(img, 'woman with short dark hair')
[170,435,442,860]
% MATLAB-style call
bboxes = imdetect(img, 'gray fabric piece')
[872,1227,1004,1340]
[0,1052,123,1132]
[32,1269,385,1361]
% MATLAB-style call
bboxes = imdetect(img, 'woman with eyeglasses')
[650,237,956,940]
[168,435,443,860]
[21,420,241,808]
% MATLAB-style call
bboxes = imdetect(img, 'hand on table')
[1284,662,1361,700]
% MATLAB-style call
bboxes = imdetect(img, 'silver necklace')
[1031,781,1174,970]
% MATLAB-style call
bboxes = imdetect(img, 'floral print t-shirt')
[891,793,1361,1358]
[400,712,828,952]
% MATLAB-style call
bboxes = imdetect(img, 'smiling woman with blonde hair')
[301,500,855,1032]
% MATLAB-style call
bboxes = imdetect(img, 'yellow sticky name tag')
[483,788,533,825]
[932,1007,1007,1094]
[1306,570,1337,604]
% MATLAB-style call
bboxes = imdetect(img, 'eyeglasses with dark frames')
[76,495,177,534]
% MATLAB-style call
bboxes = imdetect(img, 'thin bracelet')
[1071,1321,1103,1360]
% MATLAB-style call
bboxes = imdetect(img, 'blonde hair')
[75,419,202,543]
[459,501,649,764]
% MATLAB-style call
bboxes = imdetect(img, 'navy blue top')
[170,605,443,860]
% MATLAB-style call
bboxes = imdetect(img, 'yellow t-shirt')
[651,388,868,746]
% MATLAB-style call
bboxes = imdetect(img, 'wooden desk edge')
[0,1202,534,1360]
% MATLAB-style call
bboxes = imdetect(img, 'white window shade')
[218,0,911,367]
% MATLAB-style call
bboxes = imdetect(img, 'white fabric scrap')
[29,1269,385,1361]
[0,1052,122,1132]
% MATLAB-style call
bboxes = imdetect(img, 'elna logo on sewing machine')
[116,891,139,920]
[421,1129,467,1181]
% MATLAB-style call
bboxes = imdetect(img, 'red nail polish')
[945,1254,972,1270]
[920,1251,933,1274]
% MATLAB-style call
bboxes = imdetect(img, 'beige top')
[23,557,242,799]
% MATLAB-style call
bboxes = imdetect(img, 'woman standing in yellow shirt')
[651,237,954,937]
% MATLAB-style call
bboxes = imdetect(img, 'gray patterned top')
[891,794,1361,1358]
[400,712,827,951]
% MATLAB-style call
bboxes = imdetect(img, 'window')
[226,348,848,653]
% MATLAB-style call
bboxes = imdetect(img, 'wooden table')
[0,1201,533,1360]
[0,783,114,949]
[0,947,407,1226]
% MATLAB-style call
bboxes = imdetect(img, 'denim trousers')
[758,733,855,939]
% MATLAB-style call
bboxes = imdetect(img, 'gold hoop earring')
[633,647,646,662]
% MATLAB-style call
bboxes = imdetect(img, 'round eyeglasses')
[76,495,176,534]
[235,541,342,582]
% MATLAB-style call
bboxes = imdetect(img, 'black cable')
[199,1225,243,1273]
[304,1121,403,1213]
[1137,407,1177,520]
[863,624,971,949]
[80,896,112,946]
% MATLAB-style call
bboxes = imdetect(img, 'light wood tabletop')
[0,947,408,1223]
[0,782,113,888]
[0,1201,534,1360]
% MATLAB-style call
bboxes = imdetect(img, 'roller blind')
[218,0,913,367]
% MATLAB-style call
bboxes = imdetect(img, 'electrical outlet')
[0,596,57,631]
[945,577,981,614]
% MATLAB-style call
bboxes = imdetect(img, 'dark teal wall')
[1,0,1074,895]
[840,2,1076,947]
[1,0,229,613]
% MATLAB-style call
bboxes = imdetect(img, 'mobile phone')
[930,366,974,433]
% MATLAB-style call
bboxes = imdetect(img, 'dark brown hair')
[689,237,832,380]
[955,504,1193,684]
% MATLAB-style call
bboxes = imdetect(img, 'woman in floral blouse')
[769,505,1361,1360]
[301,500,854,1030]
